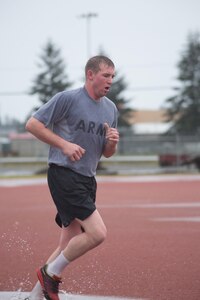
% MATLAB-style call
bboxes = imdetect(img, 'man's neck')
[84,85,101,101]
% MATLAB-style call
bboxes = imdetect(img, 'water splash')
[2,221,36,291]
[62,252,113,295]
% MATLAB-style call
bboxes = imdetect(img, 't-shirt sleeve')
[33,92,70,127]
[111,106,119,128]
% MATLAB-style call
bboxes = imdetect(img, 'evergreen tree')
[164,32,200,135]
[30,40,72,110]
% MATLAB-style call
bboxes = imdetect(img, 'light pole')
[79,12,98,58]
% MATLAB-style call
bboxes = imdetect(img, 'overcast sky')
[1,0,200,122]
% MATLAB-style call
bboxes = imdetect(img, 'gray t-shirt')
[33,87,118,176]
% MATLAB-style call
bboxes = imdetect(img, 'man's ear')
[87,69,94,80]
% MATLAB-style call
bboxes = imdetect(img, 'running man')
[25,55,119,300]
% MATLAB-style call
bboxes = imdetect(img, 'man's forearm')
[103,142,117,158]
[26,117,66,150]
[26,117,85,161]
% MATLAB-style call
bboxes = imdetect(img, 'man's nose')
[107,77,113,84]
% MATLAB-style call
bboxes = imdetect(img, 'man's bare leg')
[64,210,107,261]
[27,220,81,300]
[34,210,106,299]
[45,209,107,278]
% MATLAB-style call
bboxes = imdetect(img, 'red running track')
[1,175,200,300]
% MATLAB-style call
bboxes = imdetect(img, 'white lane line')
[98,202,200,208]
[0,174,200,187]
[97,175,200,183]
[0,178,47,187]
[152,217,200,222]
[0,291,146,300]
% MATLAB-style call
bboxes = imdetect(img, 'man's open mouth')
[105,86,110,92]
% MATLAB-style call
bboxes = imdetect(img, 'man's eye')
[104,74,114,78]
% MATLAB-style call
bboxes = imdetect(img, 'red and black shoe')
[37,265,62,300]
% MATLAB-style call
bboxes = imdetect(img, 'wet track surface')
[1,175,200,300]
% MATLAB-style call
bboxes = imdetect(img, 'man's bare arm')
[26,117,85,162]
[102,123,119,158]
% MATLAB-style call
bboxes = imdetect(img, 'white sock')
[29,281,43,300]
[46,251,70,277]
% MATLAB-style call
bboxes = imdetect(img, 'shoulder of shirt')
[104,96,117,109]
[56,87,84,98]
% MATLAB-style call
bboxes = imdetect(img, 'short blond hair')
[85,55,115,76]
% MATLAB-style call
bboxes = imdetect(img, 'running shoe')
[37,265,62,300]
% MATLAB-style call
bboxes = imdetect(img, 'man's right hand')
[26,117,85,162]
[62,141,86,162]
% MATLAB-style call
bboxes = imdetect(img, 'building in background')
[131,109,171,135]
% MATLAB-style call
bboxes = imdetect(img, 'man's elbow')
[103,153,111,158]
[25,117,38,133]
[103,146,117,158]
[25,118,33,132]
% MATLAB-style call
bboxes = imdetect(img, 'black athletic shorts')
[47,164,97,228]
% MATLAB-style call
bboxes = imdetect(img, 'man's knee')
[81,210,107,247]
[91,225,107,246]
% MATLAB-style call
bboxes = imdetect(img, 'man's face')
[91,63,115,99]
